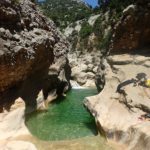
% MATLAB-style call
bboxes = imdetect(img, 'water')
[25,89,98,141]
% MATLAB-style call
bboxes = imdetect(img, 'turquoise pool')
[25,89,98,141]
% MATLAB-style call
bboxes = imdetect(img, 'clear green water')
[25,89,98,141]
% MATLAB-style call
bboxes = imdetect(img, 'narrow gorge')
[0,0,150,150]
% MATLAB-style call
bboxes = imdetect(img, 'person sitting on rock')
[135,73,147,86]
[134,73,150,88]
[145,79,150,87]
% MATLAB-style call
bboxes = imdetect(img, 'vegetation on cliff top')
[39,0,92,30]
[79,22,93,39]
[37,0,138,53]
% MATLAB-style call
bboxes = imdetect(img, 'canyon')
[0,0,150,150]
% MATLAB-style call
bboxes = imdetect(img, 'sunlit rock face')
[0,97,39,149]
[85,53,150,150]
[84,1,150,149]
[110,0,150,54]
[0,0,71,112]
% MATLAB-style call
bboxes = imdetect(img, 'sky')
[84,0,98,8]
[38,0,99,8]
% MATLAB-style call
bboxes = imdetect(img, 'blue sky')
[84,0,98,8]
[38,0,99,8]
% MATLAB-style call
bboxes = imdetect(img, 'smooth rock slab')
[1,141,37,150]
[85,53,150,150]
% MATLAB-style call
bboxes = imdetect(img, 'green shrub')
[39,0,92,29]
[70,22,77,28]
[12,0,20,4]
[100,30,112,50]
[98,0,136,13]
[93,16,103,37]
[79,22,92,39]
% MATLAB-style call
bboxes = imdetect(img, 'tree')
[79,22,92,39]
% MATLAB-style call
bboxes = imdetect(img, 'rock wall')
[85,53,150,149]
[110,0,150,54]
[84,1,150,149]
[65,19,101,87]
[0,0,71,112]
[69,52,100,87]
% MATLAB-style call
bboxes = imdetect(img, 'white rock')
[93,66,98,73]
[83,80,95,87]
[85,53,150,149]
[123,4,136,16]
[3,141,37,150]
[0,98,29,140]
[87,64,94,71]
[88,14,100,26]
[86,72,95,79]
[76,72,87,85]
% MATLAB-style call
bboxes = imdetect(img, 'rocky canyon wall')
[0,0,71,112]
[85,0,150,149]
[110,0,150,54]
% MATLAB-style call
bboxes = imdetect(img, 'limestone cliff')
[95,0,150,91]
[85,1,150,149]
[0,0,71,112]
[110,0,150,54]
[85,53,150,149]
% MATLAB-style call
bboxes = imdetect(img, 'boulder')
[0,98,29,140]
[71,64,87,78]
[0,0,71,112]
[93,66,98,73]
[83,80,95,87]
[87,64,94,71]
[76,72,87,85]
[69,52,100,87]
[80,64,88,72]
[86,72,95,79]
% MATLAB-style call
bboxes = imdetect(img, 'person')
[145,79,150,87]
[135,73,147,86]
